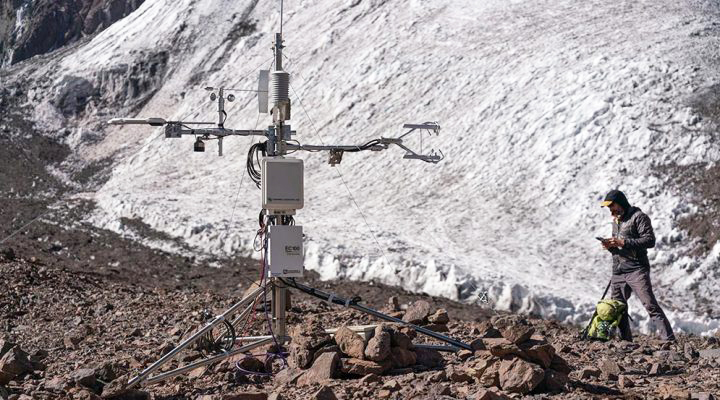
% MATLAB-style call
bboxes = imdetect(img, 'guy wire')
[288,82,392,270]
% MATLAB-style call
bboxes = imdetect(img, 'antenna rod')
[274,33,283,71]
[280,0,284,35]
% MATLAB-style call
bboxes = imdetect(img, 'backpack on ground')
[585,299,626,341]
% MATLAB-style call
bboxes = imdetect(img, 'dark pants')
[611,268,675,341]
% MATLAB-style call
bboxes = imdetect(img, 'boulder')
[549,354,572,374]
[473,321,501,338]
[542,369,568,392]
[101,374,150,400]
[444,365,473,383]
[482,338,524,358]
[360,373,382,384]
[272,368,304,387]
[579,367,601,379]
[45,376,71,391]
[387,296,400,312]
[649,362,668,376]
[658,384,690,400]
[0,340,14,358]
[428,309,449,324]
[598,358,622,381]
[288,323,332,369]
[414,347,444,368]
[466,356,495,381]
[340,358,391,376]
[690,393,716,400]
[383,379,401,391]
[334,327,365,359]
[423,323,450,332]
[365,326,391,362]
[312,385,337,400]
[518,337,555,368]
[470,338,486,351]
[498,357,545,394]
[297,351,339,386]
[492,316,535,345]
[618,374,634,389]
[389,347,416,368]
[477,360,501,388]
[70,368,98,389]
[402,300,431,324]
[474,388,512,400]
[698,349,720,360]
[389,329,413,350]
[0,346,33,385]
[457,349,474,361]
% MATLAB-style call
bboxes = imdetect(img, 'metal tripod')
[126,280,288,388]
[126,275,473,388]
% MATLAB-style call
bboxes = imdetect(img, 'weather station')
[108,1,462,388]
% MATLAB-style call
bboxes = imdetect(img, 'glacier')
[9,0,720,334]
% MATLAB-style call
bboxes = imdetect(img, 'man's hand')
[602,238,625,249]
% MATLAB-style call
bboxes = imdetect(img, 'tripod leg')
[143,337,273,385]
[127,285,265,388]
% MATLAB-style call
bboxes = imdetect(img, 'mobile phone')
[596,237,607,241]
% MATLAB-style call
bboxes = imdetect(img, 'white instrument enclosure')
[268,225,304,277]
[261,157,304,211]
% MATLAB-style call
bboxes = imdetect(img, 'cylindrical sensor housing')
[269,70,290,109]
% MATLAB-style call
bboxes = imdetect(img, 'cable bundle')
[246,141,267,188]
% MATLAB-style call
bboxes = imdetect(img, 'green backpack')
[586,299,626,341]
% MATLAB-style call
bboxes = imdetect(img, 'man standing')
[600,189,675,342]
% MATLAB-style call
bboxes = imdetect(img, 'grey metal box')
[268,225,304,277]
[261,157,304,211]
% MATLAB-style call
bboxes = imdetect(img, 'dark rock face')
[1,0,145,67]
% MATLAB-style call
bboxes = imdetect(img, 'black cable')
[246,141,267,189]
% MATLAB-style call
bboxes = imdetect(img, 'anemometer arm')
[285,122,444,165]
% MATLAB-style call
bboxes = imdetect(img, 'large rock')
[101,374,150,400]
[70,368,98,389]
[384,324,413,350]
[428,309,450,324]
[466,356,496,381]
[0,340,14,358]
[658,384,690,400]
[518,336,555,368]
[402,300,431,324]
[549,354,572,374]
[414,347,444,368]
[389,347,416,368]
[498,357,545,394]
[492,316,535,345]
[598,358,622,381]
[473,321,502,338]
[542,369,569,392]
[297,351,340,386]
[699,349,720,360]
[288,323,333,369]
[477,360,501,388]
[312,386,338,400]
[365,326,391,362]
[340,358,391,376]
[0,346,33,385]
[483,338,525,358]
[474,388,512,400]
[444,365,473,383]
[334,327,365,359]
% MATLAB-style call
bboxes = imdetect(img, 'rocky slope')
[1,255,719,400]
[1,0,145,67]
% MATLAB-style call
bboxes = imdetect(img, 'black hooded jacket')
[609,194,656,274]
